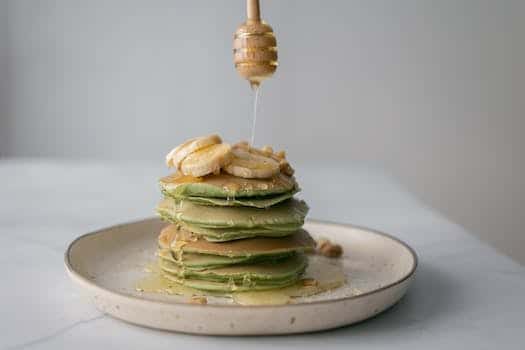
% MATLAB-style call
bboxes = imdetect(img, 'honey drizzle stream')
[250,84,260,146]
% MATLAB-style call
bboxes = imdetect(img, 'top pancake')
[163,189,298,208]
[159,172,297,198]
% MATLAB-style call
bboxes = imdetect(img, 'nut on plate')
[190,296,207,305]
[317,238,343,258]
[301,278,319,287]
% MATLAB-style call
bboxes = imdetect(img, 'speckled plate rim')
[64,217,418,310]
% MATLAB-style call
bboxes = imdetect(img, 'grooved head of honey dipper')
[233,20,278,86]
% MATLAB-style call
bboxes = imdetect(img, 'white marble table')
[1,159,524,349]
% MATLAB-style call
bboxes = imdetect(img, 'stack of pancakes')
[155,172,314,292]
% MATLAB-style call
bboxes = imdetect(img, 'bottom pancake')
[161,271,301,292]
[158,254,307,292]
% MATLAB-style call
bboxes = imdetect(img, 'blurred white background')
[0,0,524,263]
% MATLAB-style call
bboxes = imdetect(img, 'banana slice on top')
[166,134,222,169]
[232,142,295,177]
[224,147,279,179]
[180,143,233,177]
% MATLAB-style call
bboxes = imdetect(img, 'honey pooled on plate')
[136,255,346,306]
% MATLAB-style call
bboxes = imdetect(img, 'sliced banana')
[260,145,274,156]
[180,143,233,177]
[165,134,222,169]
[279,159,295,176]
[231,142,295,177]
[224,147,279,179]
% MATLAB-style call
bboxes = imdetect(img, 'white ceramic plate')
[65,218,417,335]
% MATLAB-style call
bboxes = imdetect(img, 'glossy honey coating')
[233,0,278,87]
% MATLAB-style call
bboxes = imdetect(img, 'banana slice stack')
[165,134,294,178]
[156,135,312,293]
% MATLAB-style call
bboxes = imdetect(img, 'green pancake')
[161,271,301,292]
[157,197,308,228]
[159,172,297,198]
[162,271,300,293]
[158,224,315,257]
[159,253,307,282]
[158,248,294,270]
[159,254,307,291]
[174,221,301,241]
[162,189,298,208]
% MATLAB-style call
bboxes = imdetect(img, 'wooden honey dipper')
[233,0,278,88]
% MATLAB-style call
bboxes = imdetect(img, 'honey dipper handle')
[247,0,261,21]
